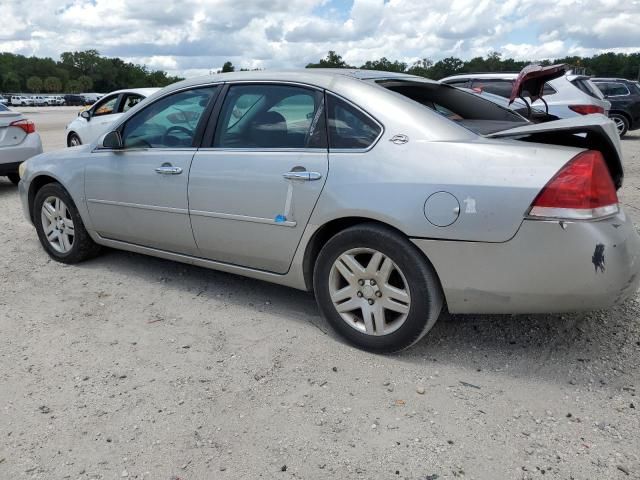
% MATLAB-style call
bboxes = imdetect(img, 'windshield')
[376,80,530,135]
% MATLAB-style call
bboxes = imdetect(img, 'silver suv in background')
[440,72,610,119]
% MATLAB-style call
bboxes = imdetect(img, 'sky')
[1,0,639,78]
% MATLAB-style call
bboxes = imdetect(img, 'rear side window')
[214,84,326,149]
[471,79,513,98]
[327,95,381,149]
[606,82,631,96]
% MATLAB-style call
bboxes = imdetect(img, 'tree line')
[306,51,640,80]
[0,50,183,94]
[2,49,639,95]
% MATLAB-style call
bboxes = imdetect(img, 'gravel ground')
[1,108,639,479]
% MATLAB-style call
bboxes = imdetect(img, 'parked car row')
[14,66,640,353]
[0,93,105,107]
[441,69,640,137]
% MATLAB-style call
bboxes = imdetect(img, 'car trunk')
[0,112,27,148]
[487,115,624,189]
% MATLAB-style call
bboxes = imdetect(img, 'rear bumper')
[0,133,43,171]
[412,209,640,314]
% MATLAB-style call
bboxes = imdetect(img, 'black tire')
[33,182,101,263]
[67,132,82,147]
[610,113,629,137]
[313,223,443,353]
[7,173,20,185]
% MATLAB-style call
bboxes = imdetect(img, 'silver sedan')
[18,69,640,352]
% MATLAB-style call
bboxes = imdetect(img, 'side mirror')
[80,110,91,120]
[102,131,123,149]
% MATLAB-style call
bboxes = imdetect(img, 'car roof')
[591,78,633,82]
[158,69,437,94]
[441,73,518,81]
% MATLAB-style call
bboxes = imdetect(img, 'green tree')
[306,51,351,68]
[221,61,235,73]
[66,80,81,93]
[407,58,433,77]
[77,75,93,92]
[360,57,407,73]
[2,71,21,91]
[26,76,43,92]
[43,76,62,93]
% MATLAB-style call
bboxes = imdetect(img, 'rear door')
[188,83,328,274]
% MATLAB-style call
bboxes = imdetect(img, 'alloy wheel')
[328,248,411,336]
[41,196,75,253]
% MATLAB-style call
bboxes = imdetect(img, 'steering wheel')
[163,125,193,146]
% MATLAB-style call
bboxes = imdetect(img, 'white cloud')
[0,0,638,78]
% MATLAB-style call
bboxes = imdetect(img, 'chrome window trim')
[195,147,327,153]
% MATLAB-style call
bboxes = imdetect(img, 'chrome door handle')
[282,171,322,181]
[155,165,183,175]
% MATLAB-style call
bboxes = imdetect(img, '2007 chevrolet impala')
[18,68,640,352]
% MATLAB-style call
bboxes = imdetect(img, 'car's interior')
[377,80,531,135]
[122,89,215,148]
[214,88,320,149]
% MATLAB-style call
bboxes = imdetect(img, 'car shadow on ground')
[75,247,638,386]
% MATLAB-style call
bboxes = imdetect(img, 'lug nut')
[358,279,365,286]
[368,299,374,305]
[357,291,363,297]
[370,279,376,286]
[375,291,382,297]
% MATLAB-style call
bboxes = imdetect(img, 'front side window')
[121,94,144,113]
[121,87,217,149]
[93,95,118,117]
[327,95,381,149]
[213,84,325,149]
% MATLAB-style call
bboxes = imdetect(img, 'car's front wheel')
[610,113,629,137]
[34,183,101,263]
[67,133,82,147]
[313,223,443,353]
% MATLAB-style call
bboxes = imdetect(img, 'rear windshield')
[376,80,529,135]
[571,79,603,99]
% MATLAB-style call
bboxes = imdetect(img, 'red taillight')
[569,104,604,115]
[529,150,618,220]
[10,119,36,134]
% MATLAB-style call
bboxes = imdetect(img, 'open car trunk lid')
[487,114,624,188]
[509,64,566,105]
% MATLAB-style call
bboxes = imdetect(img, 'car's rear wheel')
[67,133,82,147]
[7,173,20,185]
[610,113,629,137]
[313,223,443,353]
[34,183,101,263]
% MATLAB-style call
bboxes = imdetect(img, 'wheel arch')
[609,110,632,124]
[301,216,441,292]
[66,131,81,146]
[28,175,60,223]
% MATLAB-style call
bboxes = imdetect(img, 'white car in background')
[441,69,610,119]
[65,88,159,146]
[0,103,43,184]
[10,96,33,106]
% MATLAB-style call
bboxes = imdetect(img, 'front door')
[189,83,328,274]
[85,86,219,255]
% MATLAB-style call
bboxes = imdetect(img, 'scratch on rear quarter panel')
[592,244,605,273]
